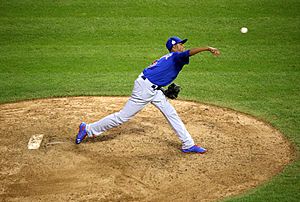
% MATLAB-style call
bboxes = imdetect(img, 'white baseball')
[240,27,248,34]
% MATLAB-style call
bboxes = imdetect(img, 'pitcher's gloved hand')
[161,83,181,99]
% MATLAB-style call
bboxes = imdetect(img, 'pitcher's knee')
[164,108,178,117]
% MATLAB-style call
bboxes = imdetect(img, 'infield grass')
[0,0,299,201]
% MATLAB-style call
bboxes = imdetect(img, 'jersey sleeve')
[174,50,190,65]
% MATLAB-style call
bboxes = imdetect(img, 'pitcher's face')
[173,43,185,52]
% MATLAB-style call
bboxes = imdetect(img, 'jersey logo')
[162,53,173,60]
[147,53,173,69]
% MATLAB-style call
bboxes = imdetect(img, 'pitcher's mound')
[0,96,294,201]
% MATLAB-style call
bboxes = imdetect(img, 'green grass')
[1,0,299,201]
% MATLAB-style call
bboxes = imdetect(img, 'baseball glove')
[161,83,181,99]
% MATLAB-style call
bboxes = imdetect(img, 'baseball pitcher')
[75,36,220,153]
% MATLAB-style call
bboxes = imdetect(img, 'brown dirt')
[0,96,295,202]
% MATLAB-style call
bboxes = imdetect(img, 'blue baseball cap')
[166,36,188,52]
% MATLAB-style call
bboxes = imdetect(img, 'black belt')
[141,75,161,90]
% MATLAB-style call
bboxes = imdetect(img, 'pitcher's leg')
[87,98,147,136]
[152,93,195,149]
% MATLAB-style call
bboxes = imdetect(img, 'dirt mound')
[0,96,294,201]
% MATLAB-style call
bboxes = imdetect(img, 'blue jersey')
[142,50,190,86]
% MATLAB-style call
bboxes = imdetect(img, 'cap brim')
[180,39,188,44]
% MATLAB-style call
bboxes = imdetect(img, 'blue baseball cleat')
[75,122,88,144]
[182,145,207,154]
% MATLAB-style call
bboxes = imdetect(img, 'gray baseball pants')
[86,73,195,149]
